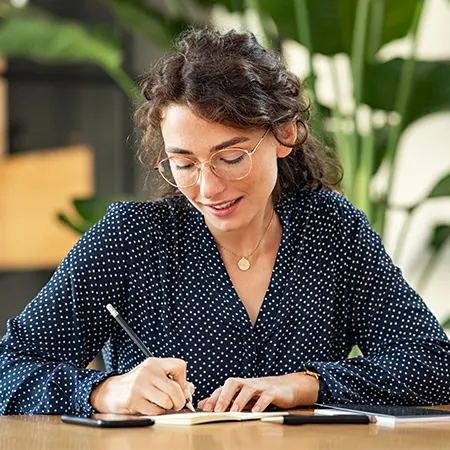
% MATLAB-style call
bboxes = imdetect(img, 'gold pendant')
[238,257,251,271]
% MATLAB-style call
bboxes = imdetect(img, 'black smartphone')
[61,414,154,428]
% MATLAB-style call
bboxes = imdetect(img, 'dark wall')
[0,0,160,335]
[7,0,136,195]
[0,270,54,336]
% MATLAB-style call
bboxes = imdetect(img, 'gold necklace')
[216,210,275,271]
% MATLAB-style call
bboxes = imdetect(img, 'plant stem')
[368,0,385,61]
[349,0,370,207]
[105,66,139,105]
[360,0,385,230]
[353,0,385,224]
[354,108,375,222]
[351,0,371,105]
[330,58,353,197]
[378,0,424,236]
[293,0,325,142]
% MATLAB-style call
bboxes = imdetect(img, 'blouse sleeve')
[0,202,128,415]
[305,201,450,405]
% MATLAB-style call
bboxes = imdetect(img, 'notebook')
[315,404,450,427]
[142,411,289,426]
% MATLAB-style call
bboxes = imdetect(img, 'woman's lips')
[203,197,242,217]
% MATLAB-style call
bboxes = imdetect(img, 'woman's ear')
[276,123,297,158]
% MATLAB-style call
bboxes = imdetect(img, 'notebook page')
[143,411,289,425]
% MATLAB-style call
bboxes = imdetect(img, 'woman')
[1,28,449,416]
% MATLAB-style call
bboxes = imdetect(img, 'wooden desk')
[2,409,450,450]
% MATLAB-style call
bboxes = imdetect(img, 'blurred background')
[0,0,449,336]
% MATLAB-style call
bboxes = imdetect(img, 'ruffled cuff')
[73,370,112,416]
[299,363,334,405]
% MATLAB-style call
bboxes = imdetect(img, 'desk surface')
[2,408,450,450]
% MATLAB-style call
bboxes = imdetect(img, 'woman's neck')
[207,205,278,257]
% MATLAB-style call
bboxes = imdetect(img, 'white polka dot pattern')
[1,188,449,415]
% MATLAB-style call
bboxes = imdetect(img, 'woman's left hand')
[197,373,319,413]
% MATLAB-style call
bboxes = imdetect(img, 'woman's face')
[160,104,292,234]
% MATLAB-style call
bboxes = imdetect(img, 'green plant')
[1,0,449,320]
[57,197,119,235]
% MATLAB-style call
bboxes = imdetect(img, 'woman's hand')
[197,373,318,413]
[90,357,195,415]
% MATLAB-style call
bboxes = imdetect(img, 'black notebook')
[315,404,450,426]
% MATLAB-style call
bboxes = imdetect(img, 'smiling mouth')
[210,199,240,210]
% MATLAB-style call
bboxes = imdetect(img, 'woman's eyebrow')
[165,136,250,155]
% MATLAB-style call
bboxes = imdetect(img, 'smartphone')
[61,414,154,428]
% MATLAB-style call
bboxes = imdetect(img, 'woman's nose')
[198,164,226,199]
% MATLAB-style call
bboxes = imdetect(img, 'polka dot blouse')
[1,188,449,415]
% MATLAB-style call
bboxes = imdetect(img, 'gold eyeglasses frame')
[154,127,271,188]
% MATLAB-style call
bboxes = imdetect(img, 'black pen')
[261,414,374,425]
[106,303,196,413]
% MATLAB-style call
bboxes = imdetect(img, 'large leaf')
[0,15,123,69]
[100,0,188,48]
[58,197,114,236]
[196,0,421,56]
[73,197,114,223]
[363,59,450,130]
[58,195,141,236]
[57,213,91,236]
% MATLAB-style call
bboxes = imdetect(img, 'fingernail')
[252,405,261,412]
[230,404,239,412]
[203,403,212,412]
[215,402,223,412]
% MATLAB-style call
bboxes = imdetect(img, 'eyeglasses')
[154,128,270,188]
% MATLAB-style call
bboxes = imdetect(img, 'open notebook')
[143,411,289,426]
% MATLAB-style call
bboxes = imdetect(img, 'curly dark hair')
[135,27,343,202]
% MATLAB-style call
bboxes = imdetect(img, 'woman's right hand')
[90,357,195,415]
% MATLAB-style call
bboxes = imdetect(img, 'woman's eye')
[176,163,193,170]
[221,154,244,165]
[172,159,194,170]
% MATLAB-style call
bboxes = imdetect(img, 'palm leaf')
[0,15,122,69]
[363,59,450,130]
[100,0,188,48]
[196,0,421,56]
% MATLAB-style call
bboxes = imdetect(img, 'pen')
[261,414,374,425]
[106,303,196,413]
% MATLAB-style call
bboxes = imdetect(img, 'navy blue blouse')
[1,188,449,415]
